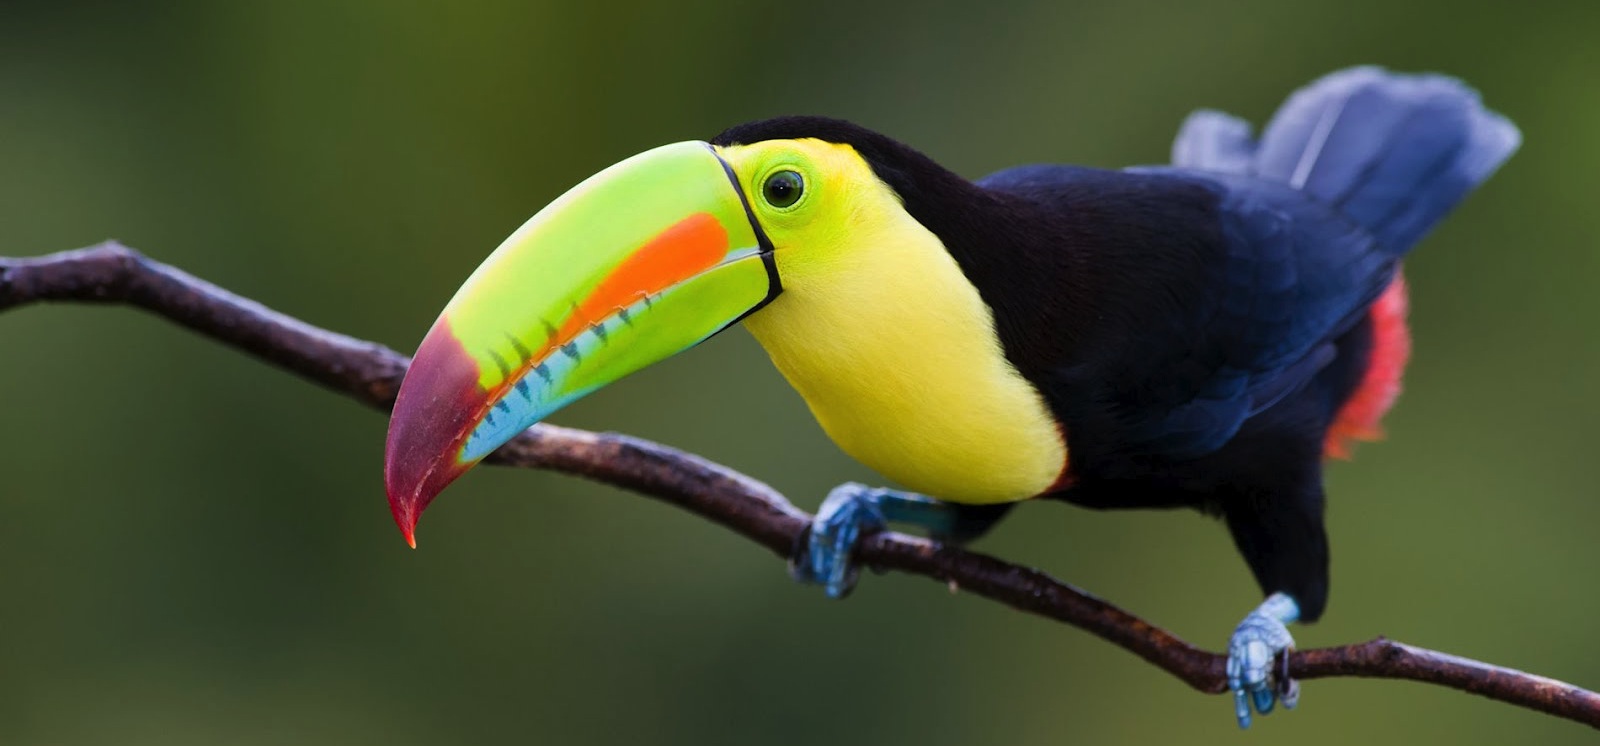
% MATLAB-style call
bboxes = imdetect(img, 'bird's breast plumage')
[740,191,1067,504]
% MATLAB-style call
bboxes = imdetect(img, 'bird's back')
[971,67,1519,469]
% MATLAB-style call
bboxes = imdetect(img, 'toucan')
[383,67,1518,727]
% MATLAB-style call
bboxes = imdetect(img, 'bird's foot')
[1227,592,1301,729]
[789,482,956,598]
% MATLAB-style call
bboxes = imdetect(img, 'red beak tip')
[393,508,420,549]
[387,490,422,550]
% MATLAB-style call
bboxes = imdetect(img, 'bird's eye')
[761,170,805,209]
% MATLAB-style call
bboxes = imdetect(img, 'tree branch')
[3,242,1595,729]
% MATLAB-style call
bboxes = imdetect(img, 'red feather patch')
[1325,272,1411,459]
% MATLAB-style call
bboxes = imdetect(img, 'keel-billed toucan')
[383,67,1518,726]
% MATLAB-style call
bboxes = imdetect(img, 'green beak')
[384,141,778,545]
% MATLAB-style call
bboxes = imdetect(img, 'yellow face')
[715,139,888,292]
[714,138,1068,504]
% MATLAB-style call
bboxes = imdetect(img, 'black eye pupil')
[763,171,804,208]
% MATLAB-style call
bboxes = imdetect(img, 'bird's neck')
[741,194,1068,504]
[842,138,1097,373]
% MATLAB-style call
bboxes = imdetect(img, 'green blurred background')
[3,1,1598,743]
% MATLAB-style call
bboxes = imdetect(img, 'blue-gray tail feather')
[1172,66,1520,254]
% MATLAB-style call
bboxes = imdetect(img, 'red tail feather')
[1326,273,1411,459]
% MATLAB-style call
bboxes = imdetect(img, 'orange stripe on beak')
[554,211,730,344]
[484,211,733,405]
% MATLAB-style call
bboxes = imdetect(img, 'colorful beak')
[384,142,778,546]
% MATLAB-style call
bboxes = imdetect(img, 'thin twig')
[3,242,1596,728]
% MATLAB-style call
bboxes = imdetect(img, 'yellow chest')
[742,212,1068,504]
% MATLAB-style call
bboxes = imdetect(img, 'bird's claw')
[1226,592,1300,729]
[789,483,888,598]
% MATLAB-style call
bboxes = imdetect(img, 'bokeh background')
[3,1,1598,743]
